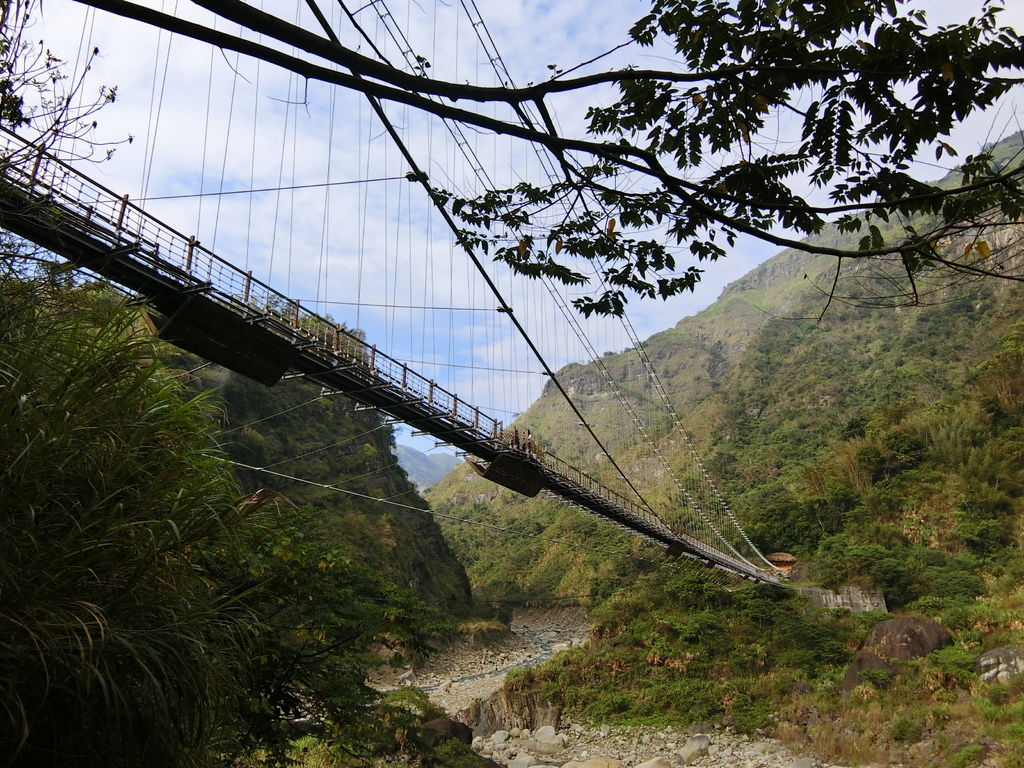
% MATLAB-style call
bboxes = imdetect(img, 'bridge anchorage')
[0,128,781,585]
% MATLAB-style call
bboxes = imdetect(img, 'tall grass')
[1,274,252,767]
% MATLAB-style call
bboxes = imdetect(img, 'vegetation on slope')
[0,268,468,767]
[184,358,472,613]
[429,253,1024,602]
[429,132,1024,604]
[1,271,251,766]
[509,570,856,730]
[494,316,1024,766]
[429,137,1024,768]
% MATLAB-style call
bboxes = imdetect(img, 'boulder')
[863,617,952,660]
[635,759,672,768]
[535,725,557,740]
[461,689,561,738]
[677,734,711,764]
[977,646,1024,684]
[419,718,473,747]
[492,730,510,744]
[841,650,894,694]
[577,758,626,768]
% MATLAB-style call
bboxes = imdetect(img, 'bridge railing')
[0,129,504,442]
[1,130,775,581]
[538,449,672,536]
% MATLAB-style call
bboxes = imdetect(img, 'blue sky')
[31,0,1024,453]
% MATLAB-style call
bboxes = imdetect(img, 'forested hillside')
[496,313,1024,764]
[427,133,1024,607]
[0,270,472,767]
[183,361,472,613]
[429,136,1024,768]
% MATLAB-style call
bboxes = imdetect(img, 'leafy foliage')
[193,359,473,614]
[444,2,1024,315]
[65,0,1024,314]
[0,273,250,766]
[210,501,455,766]
[513,568,853,732]
[0,271,469,766]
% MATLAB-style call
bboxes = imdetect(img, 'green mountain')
[184,363,474,614]
[395,444,461,489]
[426,133,1024,606]
[425,135,1024,768]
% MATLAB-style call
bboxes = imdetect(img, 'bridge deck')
[0,129,778,584]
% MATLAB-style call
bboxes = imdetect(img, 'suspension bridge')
[0,129,783,583]
[0,0,785,584]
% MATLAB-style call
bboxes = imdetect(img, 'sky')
[23,0,1024,454]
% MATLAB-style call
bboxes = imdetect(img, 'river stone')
[531,736,564,755]
[977,646,1024,683]
[493,730,510,744]
[535,725,557,740]
[678,734,711,764]
[577,758,626,768]
[863,617,952,660]
[506,757,533,768]
[635,758,672,768]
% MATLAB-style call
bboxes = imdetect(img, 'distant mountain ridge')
[395,444,461,489]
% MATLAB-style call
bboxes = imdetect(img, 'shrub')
[1,279,250,767]
[950,744,985,768]
[859,667,895,690]
[890,714,924,743]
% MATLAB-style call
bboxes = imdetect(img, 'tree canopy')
[70,0,1024,314]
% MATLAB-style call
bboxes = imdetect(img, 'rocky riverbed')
[471,723,848,768]
[373,609,854,768]
[372,608,589,714]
